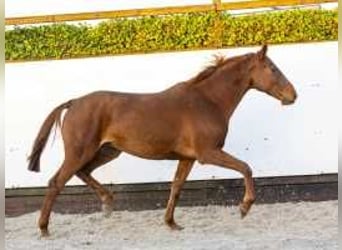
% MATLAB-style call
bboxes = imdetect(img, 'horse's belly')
[102,132,176,159]
[101,104,196,160]
[113,142,180,160]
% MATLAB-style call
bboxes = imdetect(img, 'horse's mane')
[189,53,253,84]
[191,55,226,83]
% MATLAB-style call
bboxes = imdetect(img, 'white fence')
[5,42,337,188]
[5,0,337,18]
[5,0,210,17]
[5,0,337,29]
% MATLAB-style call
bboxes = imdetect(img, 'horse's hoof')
[240,209,247,219]
[166,221,184,231]
[102,203,113,218]
[239,203,250,219]
[40,229,50,238]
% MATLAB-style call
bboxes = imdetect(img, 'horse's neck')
[196,58,251,119]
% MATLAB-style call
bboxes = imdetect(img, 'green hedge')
[5,9,338,61]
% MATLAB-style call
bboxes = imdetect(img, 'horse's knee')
[47,175,63,194]
[243,163,253,177]
[101,192,113,204]
[245,194,255,204]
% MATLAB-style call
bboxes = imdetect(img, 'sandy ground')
[5,200,338,250]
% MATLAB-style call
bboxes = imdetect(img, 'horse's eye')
[269,65,276,72]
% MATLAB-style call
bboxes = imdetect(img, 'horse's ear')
[257,44,268,60]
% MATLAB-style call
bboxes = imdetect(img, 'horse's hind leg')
[38,154,95,237]
[76,144,121,216]
[164,159,194,230]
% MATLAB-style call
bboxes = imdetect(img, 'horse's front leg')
[164,159,194,230]
[198,149,255,218]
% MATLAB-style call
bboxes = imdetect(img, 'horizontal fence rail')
[5,0,337,26]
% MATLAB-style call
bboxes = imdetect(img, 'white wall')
[5,42,338,188]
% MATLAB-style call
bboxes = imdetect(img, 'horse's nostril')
[293,91,298,101]
[285,83,297,102]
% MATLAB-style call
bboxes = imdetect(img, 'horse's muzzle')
[281,98,296,105]
[281,83,297,105]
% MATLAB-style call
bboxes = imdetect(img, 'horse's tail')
[28,100,73,172]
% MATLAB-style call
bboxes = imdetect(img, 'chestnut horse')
[28,45,297,236]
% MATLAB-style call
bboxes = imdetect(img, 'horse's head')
[250,45,297,105]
